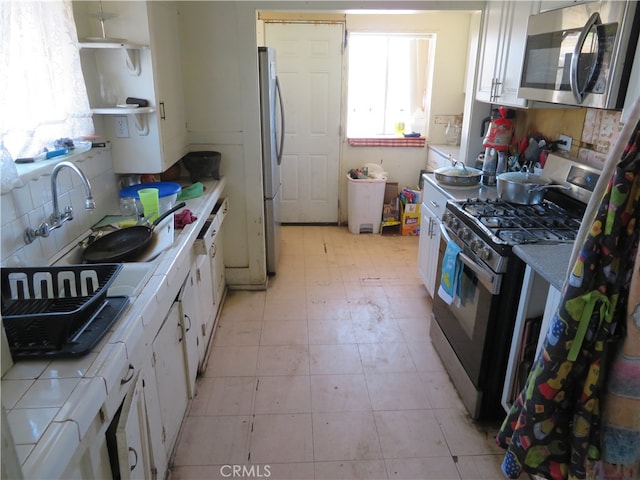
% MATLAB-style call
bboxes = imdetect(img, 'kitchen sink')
[106,262,154,297]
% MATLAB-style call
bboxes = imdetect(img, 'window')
[0,0,94,160]
[346,32,434,138]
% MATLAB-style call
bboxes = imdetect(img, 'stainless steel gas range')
[430,154,601,419]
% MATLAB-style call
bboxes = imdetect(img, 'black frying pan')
[83,202,186,263]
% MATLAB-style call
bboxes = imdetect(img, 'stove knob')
[470,239,481,252]
[461,228,472,241]
[477,247,491,261]
[442,212,452,223]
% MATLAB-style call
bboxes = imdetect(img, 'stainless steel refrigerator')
[259,46,285,275]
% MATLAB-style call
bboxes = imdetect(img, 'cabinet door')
[476,1,507,103]
[152,302,189,458]
[417,206,433,292]
[196,253,214,366]
[178,269,201,399]
[419,205,442,299]
[477,1,539,107]
[147,1,188,169]
[496,1,540,107]
[211,232,226,307]
[116,374,151,480]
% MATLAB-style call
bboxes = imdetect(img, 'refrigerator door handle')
[275,76,285,165]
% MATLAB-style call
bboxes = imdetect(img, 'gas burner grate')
[451,197,584,247]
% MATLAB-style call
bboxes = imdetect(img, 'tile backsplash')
[1,148,120,267]
[579,108,626,166]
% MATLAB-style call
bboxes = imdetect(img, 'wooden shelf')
[79,39,148,49]
[91,106,155,115]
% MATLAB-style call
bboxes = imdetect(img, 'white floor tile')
[254,376,311,414]
[310,374,372,412]
[173,226,507,478]
[249,414,313,463]
[312,411,382,461]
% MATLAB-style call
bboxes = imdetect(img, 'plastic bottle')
[395,109,406,135]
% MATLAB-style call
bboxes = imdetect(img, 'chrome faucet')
[24,161,96,244]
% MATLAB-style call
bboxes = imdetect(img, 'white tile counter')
[1,176,226,477]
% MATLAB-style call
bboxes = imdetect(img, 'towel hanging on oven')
[438,240,463,305]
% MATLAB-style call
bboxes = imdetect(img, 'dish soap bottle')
[395,109,406,135]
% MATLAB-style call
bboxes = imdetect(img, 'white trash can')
[346,174,387,234]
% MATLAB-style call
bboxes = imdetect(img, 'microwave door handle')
[570,12,602,104]
[439,224,502,294]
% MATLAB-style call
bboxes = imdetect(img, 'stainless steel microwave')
[518,1,640,109]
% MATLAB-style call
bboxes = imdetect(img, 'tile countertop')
[513,243,575,291]
[1,176,226,478]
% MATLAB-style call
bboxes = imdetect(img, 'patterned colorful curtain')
[496,107,640,480]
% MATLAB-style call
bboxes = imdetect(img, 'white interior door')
[265,22,343,223]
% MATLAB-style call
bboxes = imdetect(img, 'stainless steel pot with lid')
[434,162,482,187]
[497,172,570,204]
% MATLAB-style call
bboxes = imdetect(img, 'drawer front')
[193,197,228,256]
[422,181,449,219]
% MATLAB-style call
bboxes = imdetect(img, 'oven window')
[456,267,481,339]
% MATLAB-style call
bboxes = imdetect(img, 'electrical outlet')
[558,134,572,151]
[114,116,130,138]
[435,115,458,125]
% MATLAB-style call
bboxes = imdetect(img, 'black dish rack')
[1,264,123,354]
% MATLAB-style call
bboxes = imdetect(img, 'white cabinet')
[539,1,590,12]
[418,178,449,298]
[147,1,188,167]
[178,269,201,398]
[152,301,189,459]
[74,1,187,174]
[195,253,214,366]
[194,197,229,367]
[426,146,457,171]
[476,1,540,107]
[113,374,152,480]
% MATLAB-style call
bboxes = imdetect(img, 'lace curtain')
[0,0,94,159]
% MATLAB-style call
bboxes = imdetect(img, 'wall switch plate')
[558,134,572,151]
[114,116,130,138]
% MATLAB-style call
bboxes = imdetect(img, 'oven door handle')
[439,224,502,295]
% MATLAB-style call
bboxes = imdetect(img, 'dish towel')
[438,240,463,305]
[177,182,204,201]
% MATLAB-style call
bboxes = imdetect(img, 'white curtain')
[0,0,94,159]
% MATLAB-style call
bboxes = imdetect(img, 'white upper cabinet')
[147,1,189,169]
[74,1,187,174]
[476,1,540,108]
